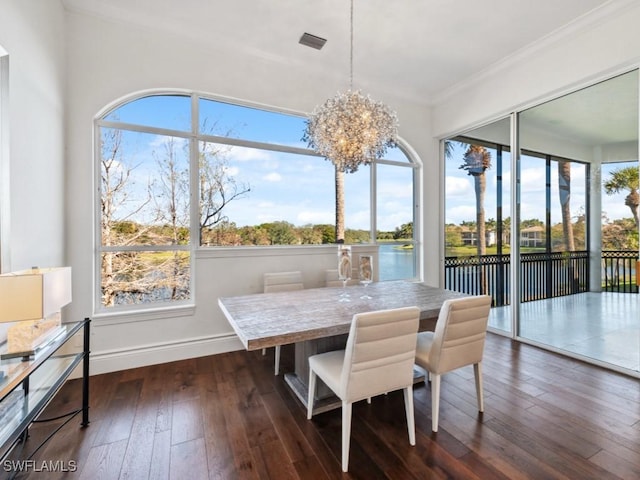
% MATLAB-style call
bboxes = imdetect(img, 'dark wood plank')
[170,437,209,480]
[9,333,640,480]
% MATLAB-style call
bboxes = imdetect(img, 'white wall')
[426,2,640,290]
[431,3,640,138]
[11,2,639,376]
[64,11,423,374]
[0,0,67,272]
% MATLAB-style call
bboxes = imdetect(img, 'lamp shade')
[0,267,72,323]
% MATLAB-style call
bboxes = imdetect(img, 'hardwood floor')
[7,334,640,479]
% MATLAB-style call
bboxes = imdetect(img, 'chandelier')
[302,0,398,173]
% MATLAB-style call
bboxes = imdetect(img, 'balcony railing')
[602,250,639,294]
[443,250,636,307]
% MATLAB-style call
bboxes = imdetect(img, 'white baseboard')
[74,333,244,377]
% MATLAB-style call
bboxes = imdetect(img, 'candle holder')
[337,245,352,302]
[359,255,373,299]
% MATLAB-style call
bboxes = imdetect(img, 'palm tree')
[335,167,345,242]
[444,140,455,160]
[558,160,575,251]
[460,145,492,255]
[603,165,639,228]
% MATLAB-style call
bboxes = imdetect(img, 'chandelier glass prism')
[302,0,398,173]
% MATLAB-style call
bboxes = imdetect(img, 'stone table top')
[218,280,467,351]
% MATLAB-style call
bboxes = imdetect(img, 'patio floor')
[489,292,640,373]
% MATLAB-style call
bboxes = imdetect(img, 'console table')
[0,318,90,467]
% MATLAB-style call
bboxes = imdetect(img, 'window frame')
[94,90,420,314]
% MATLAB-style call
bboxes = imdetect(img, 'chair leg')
[431,374,441,432]
[274,345,281,375]
[403,386,416,445]
[341,401,352,472]
[307,369,316,420]
[474,362,484,412]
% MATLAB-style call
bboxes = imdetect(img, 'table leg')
[284,334,426,415]
[284,334,347,415]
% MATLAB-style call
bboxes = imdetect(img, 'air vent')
[299,32,327,50]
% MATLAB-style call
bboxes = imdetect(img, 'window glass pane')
[520,153,546,250]
[199,98,307,147]
[199,143,334,245]
[100,128,190,246]
[382,144,411,163]
[97,92,419,312]
[104,95,191,132]
[101,251,190,307]
[601,162,639,250]
[376,163,415,280]
[550,159,588,252]
[344,166,371,243]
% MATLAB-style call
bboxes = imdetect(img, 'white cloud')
[228,145,274,163]
[378,210,411,231]
[225,166,240,176]
[149,135,188,149]
[263,172,282,182]
[378,181,413,199]
[445,176,472,196]
[297,210,334,225]
[445,205,476,224]
[347,209,370,230]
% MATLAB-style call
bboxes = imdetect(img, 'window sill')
[92,303,196,326]
[196,244,379,259]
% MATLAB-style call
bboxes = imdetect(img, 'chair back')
[263,271,303,293]
[428,295,491,374]
[341,306,420,402]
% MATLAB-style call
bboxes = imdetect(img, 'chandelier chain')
[302,0,399,173]
[350,0,354,89]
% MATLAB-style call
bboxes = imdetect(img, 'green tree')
[602,217,639,250]
[262,221,297,245]
[603,165,639,228]
[445,224,462,250]
[460,145,491,255]
[558,160,575,251]
[394,222,413,240]
[298,224,323,244]
[315,224,336,244]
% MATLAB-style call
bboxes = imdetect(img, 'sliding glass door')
[443,117,512,334]
[444,69,639,375]
[517,69,638,373]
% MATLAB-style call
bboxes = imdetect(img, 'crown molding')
[431,0,639,107]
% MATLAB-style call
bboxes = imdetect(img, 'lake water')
[378,243,415,281]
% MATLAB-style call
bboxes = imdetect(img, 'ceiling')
[61,0,638,155]
[62,0,620,105]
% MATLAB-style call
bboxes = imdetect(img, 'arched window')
[96,92,419,310]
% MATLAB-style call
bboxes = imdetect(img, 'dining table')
[218,280,468,414]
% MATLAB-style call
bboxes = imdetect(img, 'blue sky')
[105,95,414,232]
[445,142,634,226]
[108,95,634,232]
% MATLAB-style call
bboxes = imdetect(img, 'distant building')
[460,226,496,247]
[520,226,545,247]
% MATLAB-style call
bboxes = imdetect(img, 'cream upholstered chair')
[415,295,492,433]
[263,271,304,375]
[307,306,420,472]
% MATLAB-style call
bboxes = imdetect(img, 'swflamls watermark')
[2,459,78,473]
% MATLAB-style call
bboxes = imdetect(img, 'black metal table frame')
[0,318,90,474]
